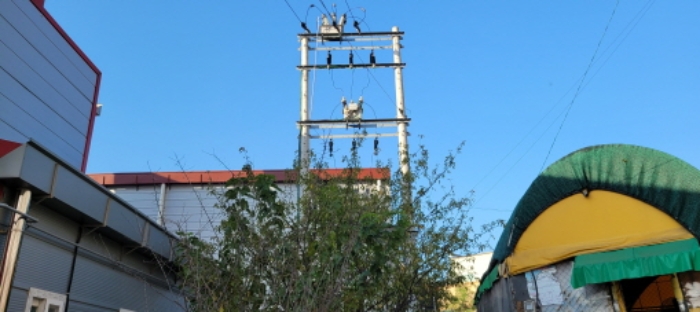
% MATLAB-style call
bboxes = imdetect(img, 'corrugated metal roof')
[88,168,390,186]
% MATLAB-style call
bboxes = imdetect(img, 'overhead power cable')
[472,0,656,207]
[539,0,620,172]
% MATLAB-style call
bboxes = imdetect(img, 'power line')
[282,0,303,22]
[475,104,570,204]
[539,0,620,172]
[317,0,333,17]
[580,0,656,92]
[471,0,655,205]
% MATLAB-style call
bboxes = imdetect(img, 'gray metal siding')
[0,210,11,266]
[53,166,107,222]
[6,288,28,312]
[79,231,124,262]
[112,183,297,242]
[70,256,184,311]
[0,0,96,169]
[0,67,87,152]
[163,185,224,241]
[0,118,25,145]
[10,0,97,84]
[147,224,172,260]
[12,233,73,294]
[0,233,6,268]
[67,300,111,312]
[29,203,80,243]
[107,201,145,244]
[0,12,92,121]
[110,188,161,222]
[5,0,96,95]
[17,145,56,191]
[111,185,207,237]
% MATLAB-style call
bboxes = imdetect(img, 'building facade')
[1,0,99,172]
[89,169,387,242]
[0,0,184,310]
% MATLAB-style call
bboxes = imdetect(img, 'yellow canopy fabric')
[504,190,692,275]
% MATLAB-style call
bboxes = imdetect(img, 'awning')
[571,239,700,288]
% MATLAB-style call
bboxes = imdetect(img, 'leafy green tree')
[173,142,498,311]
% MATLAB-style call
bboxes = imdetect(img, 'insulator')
[353,20,361,33]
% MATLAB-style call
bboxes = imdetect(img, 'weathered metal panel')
[478,261,616,311]
[147,223,172,260]
[6,288,28,312]
[78,231,123,262]
[18,145,56,192]
[677,271,700,309]
[530,261,615,312]
[29,203,80,243]
[107,200,145,244]
[0,143,25,178]
[0,233,6,268]
[477,277,517,311]
[53,166,107,222]
[9,0,98,86]
[12,232,73,294]
[70,255,184,311]
[67,300,109,312]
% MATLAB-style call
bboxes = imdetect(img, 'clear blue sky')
[47,1,700,245]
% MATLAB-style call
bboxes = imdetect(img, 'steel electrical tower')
[297,23,410,180]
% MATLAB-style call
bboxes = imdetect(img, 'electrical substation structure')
[297,24,410,180]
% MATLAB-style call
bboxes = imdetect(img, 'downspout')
[64,226,83,311]
[158,183,167,226]
[0,189,32,311]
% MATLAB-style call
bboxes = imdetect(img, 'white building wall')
[452,252,493,282]
[0,0,97,169]
[109,183,299,242]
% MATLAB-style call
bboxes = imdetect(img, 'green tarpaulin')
[474,265,500,301]
[571,239,700,288]
[487,144,700,281]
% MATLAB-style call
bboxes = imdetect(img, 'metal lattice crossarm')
[297,63,405,70]
[297,31,404,38]
[297,118,411,129]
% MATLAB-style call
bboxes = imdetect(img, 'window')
[24,288,65,312]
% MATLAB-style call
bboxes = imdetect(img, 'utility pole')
[297,21,410,201]
[299,35,310,172]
